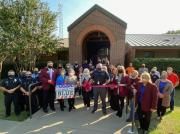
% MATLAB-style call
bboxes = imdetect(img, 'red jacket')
[39,67,58,90]
[82,79,92,92]
[129,77,140,99]
[136,82,158,112]
[112,75,131,97]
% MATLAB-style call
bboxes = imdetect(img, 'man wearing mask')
[138,64,149,76]
[1,70,21,117]
[39,61,57,113]
[32,68,39,83]
[20,71,38,114]
[91,63,110,115]
[167,67,179,111]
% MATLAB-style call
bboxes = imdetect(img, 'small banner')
[55,84,75,99]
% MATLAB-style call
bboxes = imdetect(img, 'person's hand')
[48,80,54,85]
[158,92,164,98]
[102,83,106,86]
[132,88,137,94]
[48,80,52,84]
[150,109,156,112]
[77,82,80,87]
[8,89,15,94]
[120,84,126,87]
[25,92,31,96]
[37,86,42,90]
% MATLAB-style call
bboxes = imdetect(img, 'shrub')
[132,58,180,73]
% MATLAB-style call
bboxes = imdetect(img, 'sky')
[43,0,180,38]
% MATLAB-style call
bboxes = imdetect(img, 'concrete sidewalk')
[0,119,20,134]
[2,98,137,134]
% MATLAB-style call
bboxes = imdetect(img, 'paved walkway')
[0,98,137,134]
[0,119,20,134]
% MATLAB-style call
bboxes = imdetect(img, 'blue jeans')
[170,89,175,110]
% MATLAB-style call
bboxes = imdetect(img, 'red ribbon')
[91,84,125,88]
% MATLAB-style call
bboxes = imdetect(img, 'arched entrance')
[83,31,110,65]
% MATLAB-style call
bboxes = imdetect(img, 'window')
[144,51,155,58]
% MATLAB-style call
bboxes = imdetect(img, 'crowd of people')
[0,60,179,134]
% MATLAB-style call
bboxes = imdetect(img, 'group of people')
[0,61,179,134]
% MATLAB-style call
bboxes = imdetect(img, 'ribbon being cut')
[55,84,75,99]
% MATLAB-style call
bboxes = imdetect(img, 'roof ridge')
[68,4,127,31]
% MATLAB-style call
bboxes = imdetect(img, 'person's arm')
[174,74,179,88]
[20,87,29,96]
[8,85,20,94]
[103,72,110,85]
[151,84,158,112]
[39,69,49,84]
[31,86,38,93]
[0,86,8,92]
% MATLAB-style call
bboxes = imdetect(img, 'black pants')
[82,90,91,107]
[75,87,82,96]
[110,93,119,111]
[137,104,152,131]
[68,98,75,110]
[4,93,20,116]
[58,99,65,110]
[25,94,38,114]
[115,95,125,116]
[37,90,43,108]
[42,89,55,110]
[157,98,166,117]
[17,91,25,112]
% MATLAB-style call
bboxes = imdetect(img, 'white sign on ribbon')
[55,84,75,99]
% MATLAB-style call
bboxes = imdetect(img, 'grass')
[149,88,180,134]
[0,93,28,121]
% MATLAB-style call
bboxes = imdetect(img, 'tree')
[0,0,59,75]
[166,30,180,34]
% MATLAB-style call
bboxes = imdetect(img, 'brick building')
[68,4,127,65]
[48,4,180,65]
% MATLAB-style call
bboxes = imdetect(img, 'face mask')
[26,76,31,79]
[61,73,65,76]
[58,67,62,69]
[48,66,53,69]
[97,68,101,71]
[8,75,15,79]
[118,70,123,73]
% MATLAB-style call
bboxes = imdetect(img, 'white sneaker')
[87,107,90,111]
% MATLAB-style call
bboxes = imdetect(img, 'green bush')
[0,60,68,79]
[132,58,180,73]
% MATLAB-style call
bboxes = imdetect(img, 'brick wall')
[69,9,126,65]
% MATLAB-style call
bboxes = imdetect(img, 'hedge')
[0,60,68,79]
[132,58,180,74]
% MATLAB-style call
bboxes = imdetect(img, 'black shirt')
[91,70,109,85]
[2,77,21,93]
[21,78,34,91]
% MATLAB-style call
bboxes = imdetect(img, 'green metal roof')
[126,34,180,48]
